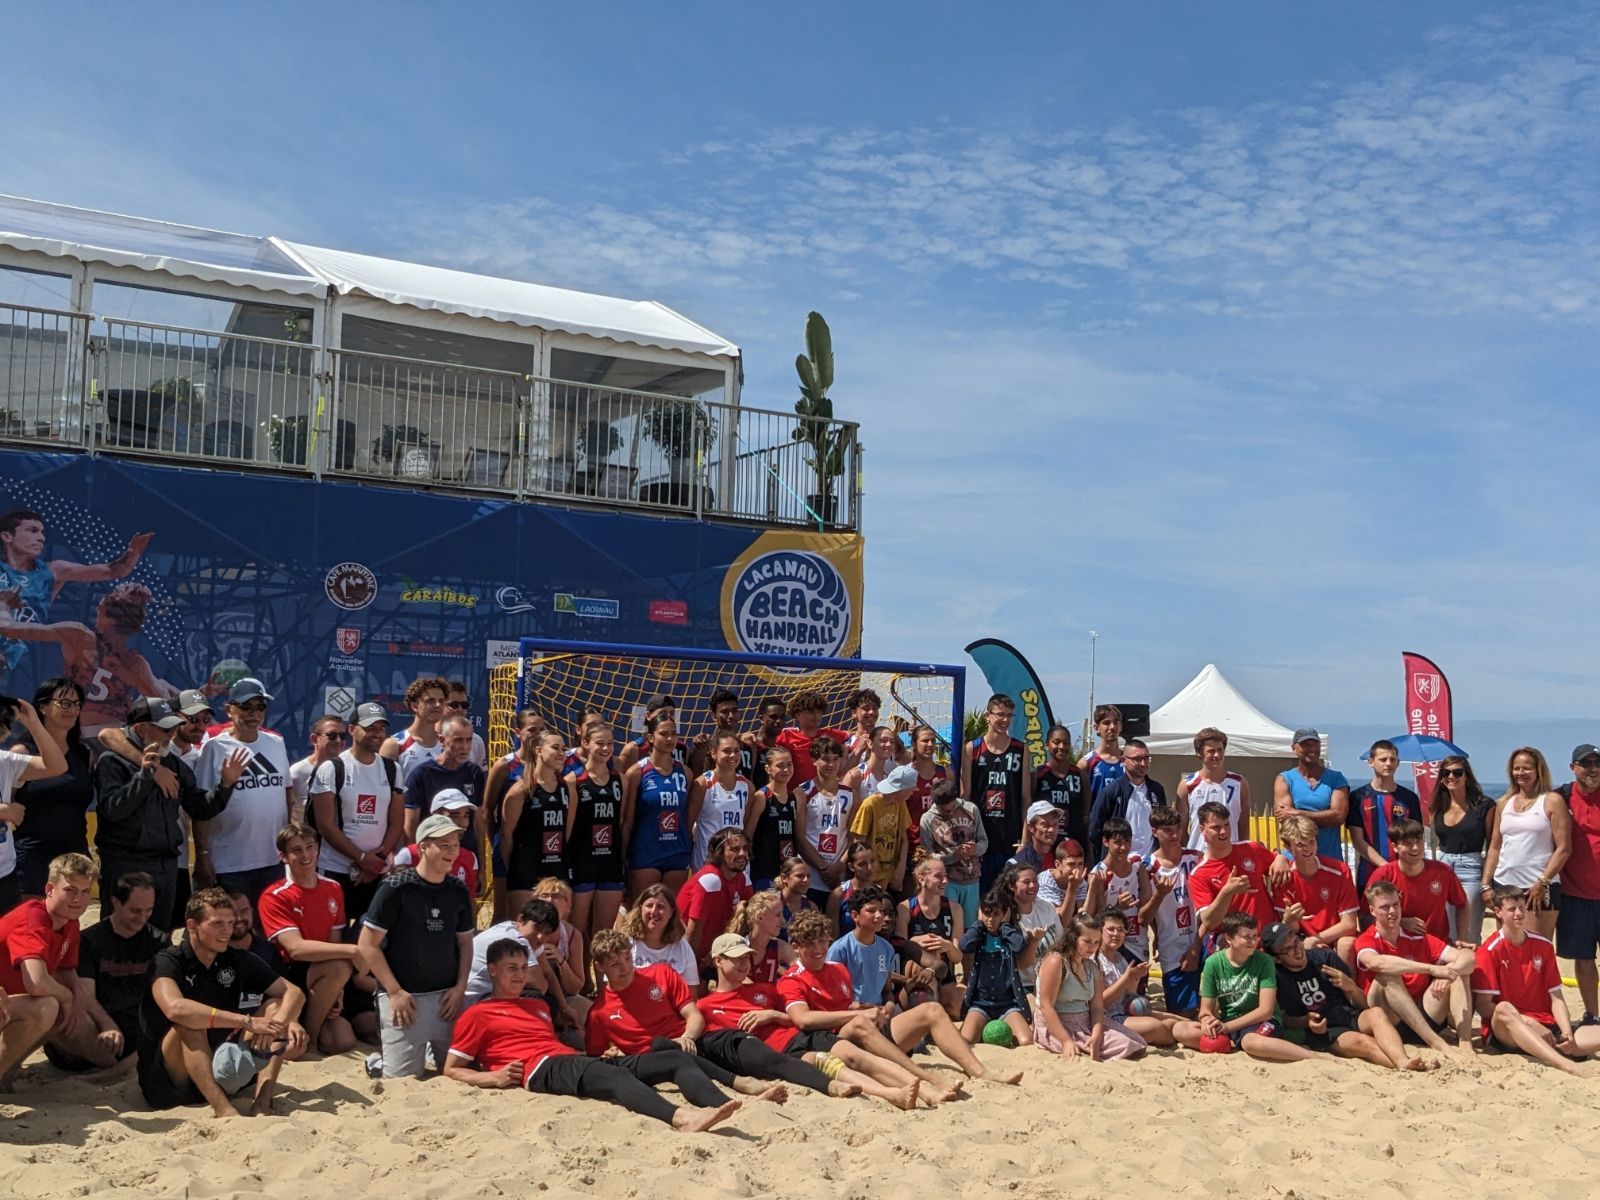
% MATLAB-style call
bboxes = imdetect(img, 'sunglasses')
[1440,768,1467,778]
[1578,759,1600,769]
[447,700,470,710]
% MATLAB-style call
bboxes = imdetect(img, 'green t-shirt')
[1200,949,1276,1022]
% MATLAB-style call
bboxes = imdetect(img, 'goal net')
[488,637,966,764]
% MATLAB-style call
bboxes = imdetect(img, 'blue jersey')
[630,758,691,869]
[0,558,57,669]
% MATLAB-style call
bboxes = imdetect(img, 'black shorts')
[1305,1023,1359,1051]
[784,1030,840,1056]
[137,1048,204,1110]
[1558,894,1600,960]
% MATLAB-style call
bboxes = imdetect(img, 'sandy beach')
[5,982,1600,1200]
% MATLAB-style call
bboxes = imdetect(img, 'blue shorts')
[1161,965,1201,1015]
[1557,894,1600,960]
[946,880,980,927]
[572,881,625,894]
[1231,1019,1278,1048]
[629,850,692,873]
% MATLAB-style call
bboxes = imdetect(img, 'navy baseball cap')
[228,678,273,704]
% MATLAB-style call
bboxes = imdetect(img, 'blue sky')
[4,2,1599,743]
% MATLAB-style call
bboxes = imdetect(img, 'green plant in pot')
[372,423,436,478]
[639,398,717,506]
[793,311,853,526]
[264,413,311,464]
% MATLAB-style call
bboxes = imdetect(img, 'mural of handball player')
[0,509,153,679]
[66,581,177,734]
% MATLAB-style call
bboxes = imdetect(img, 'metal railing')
[92,318,316,469]
[0,308,863,530]
[0,304,90,447]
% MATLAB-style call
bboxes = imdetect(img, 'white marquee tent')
[1144,664,1329,824]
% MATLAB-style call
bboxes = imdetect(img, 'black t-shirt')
[1034,765,1087,847]
[362,869,474,993]
[1274,948,1360,1026]
[971,737,1027,851]
[79,917,167,1028]
[139,937,280,1055]
[11,733,94,855]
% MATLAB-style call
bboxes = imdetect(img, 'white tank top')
[802,780,854,890]
[694,772,751,869]
[1184,772,1243,850]
[1089,860,1149,961]
[1494,794,1556,887]
[1144,850,1200,971]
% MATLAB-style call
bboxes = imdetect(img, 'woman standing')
[501,730,569,917]
[1483,747,1570,939]
[484,708,543,920]
[687,733,750,871]
[10,678,93,900]
[906,726,948,852]
[1431,755,1496,944]
[625,715,692,900]
[743,746,798,891]
[565,723,631,972]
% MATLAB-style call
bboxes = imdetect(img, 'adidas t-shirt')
[196,730,292,874]
[311,751,399,875]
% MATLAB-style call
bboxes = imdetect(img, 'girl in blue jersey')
[502,730,569,916]
[624,713,692,900]
[565,723,631,974]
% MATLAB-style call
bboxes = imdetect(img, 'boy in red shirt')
[1474,886,1600,1075]
[1367,820,1467,942]
[1270,813,1359,959]
[444,938,740,1132]
[585,929,800,1101]
[1189,801,1279,937]
[676,828,754,967]
[1353,880,1476,1059]
[0,853,118,1084]
[257,822,358,1054]
[774,691,849,789]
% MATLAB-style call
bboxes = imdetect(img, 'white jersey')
[195,730,292,874]
[694,772,751,869]
[1144,849,1201,972]
[0,749,29,879]
[1089,859,1149,962]
[801,779,855,891]
[631,935,701,986]
[1184,771,1244,851]
[310,751,400,875]
[394,729,439,781]
[288,756,319,820]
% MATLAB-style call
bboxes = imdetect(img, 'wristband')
[208,1006,217,1028]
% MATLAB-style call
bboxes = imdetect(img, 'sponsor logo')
[727,549,850,658]
[1411,673,1444,703]
[818,832,838,856]
[400,584,479,608]
[555,592,620,620]
[660,812,680,833]
[542,831,562,855]
[593,825,613,847]
[324,687,356,718]
[648,985,663,1002]
[217,967,235,986]
[336,628,362,655]
[356,794,377,816]
[325,563,377,611]
[496,585,536,614]
[648,599,688,626]
[385,641,466,657]
[487,639,521,673]
[234,752,288,792]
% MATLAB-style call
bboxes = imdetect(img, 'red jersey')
[447,994,573,1083]
[906,764,947,849]
[695,982,795,1052]
[584,963,690,1055]
[1472,930,1561,1023]
[1560,784,1600,900]
[258,874,346,946]
[394,842,479,896]
[1189,841,1277,929]
[0,899,79,992]
[1270,856,1358,937]
[676,865,753,962]
[1353,925,1450,999]
[1367,860,1466,941]
[776,959,855,1014]
[775,726,849,788]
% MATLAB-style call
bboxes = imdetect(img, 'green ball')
[209,658,250,689]
[982,1018,1015,1048]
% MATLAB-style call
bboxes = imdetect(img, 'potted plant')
[639,397,716,507]
[793,311,853,526]
[372,423,436,478]
[264,414,310,465]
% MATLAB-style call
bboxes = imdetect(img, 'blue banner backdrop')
[0,451,864,740]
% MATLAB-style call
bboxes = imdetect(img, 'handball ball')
[981,1019,1015,1048]
[210,658,250,689]
[1198,1032,1235,1055]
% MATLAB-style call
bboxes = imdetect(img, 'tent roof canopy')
[1145,663,1326,758]
[0,194,739,359]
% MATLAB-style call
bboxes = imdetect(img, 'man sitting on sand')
[1261,921,1435,1071]
[783,909,1022,1096]
[138,886,308,1117]
[444,938,741,1133]
[1474,886,1600,1076]
[1,854,119,1087]
[1352,880,1477,1058]
[1173,911,1299,1063]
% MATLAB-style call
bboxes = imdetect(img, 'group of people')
[4,682,1600,1129]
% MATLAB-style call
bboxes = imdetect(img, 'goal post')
[488,636,966,764]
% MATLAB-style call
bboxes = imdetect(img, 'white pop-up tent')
[1143,664,1329,823]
